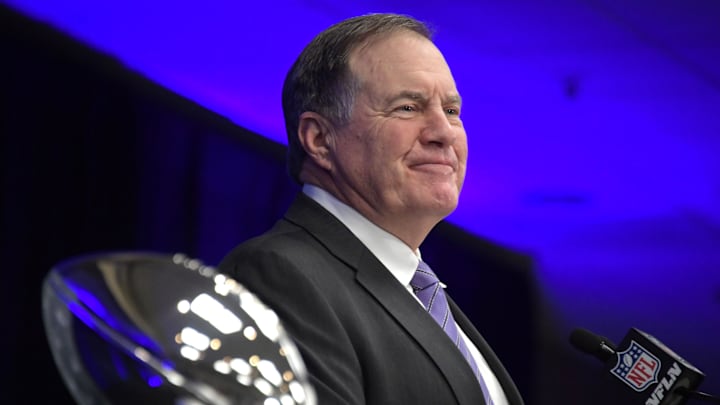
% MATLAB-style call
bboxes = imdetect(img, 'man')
[219,13,524,405]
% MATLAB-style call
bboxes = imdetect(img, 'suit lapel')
[285,195,487,404]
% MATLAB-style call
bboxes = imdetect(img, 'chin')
[425,197,459,217]
[429,187,460,206]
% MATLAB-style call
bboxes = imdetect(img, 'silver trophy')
[42,251,316,405]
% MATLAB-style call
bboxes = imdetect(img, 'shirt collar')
[303,184,419,288]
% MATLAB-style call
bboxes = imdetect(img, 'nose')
[421,106,458,147]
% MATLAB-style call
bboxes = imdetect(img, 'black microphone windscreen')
[569,327,617,362]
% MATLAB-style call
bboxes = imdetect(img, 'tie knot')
[410,260,439,291]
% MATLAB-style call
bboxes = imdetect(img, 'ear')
[298,111,334,171]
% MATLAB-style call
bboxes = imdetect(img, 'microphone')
[569,327,719,405]
[570,328,617,363]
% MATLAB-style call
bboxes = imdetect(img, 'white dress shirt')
[303,184,508,405]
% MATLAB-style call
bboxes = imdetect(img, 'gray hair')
[282,13,434,184]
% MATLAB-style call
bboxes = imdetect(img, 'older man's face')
[327,31,468,237]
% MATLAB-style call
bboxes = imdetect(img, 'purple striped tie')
[411,260,493,404]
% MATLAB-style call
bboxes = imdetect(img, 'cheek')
[454,133,469,160]
[456,167,467,191]
[345,121,416,177]
[336,137,384,180]
[455,141,469,187]
[382,128,420,161]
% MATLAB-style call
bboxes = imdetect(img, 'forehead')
[349,31,458,93]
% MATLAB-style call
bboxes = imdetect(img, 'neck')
[301,184,438,252]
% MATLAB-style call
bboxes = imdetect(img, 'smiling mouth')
[411,163,455,175]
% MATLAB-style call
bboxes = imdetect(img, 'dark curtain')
[1,5,536,403]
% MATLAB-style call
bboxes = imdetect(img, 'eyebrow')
[387,90,463,106]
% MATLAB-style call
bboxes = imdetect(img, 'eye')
[445,107,460,116]
[397,105,417,112]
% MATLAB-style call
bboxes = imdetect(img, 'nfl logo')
[611,340,661,392]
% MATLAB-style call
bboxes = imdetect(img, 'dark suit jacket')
[219,193,524,405]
